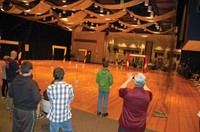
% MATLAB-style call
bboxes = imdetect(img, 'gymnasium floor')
[0,60,199,132]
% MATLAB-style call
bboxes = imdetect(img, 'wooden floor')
[0,60,199,132]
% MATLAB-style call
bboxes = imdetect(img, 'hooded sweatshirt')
[96,68,113,92]
[9,75,41,111]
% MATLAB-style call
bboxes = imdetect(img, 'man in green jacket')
[96,61,113,117]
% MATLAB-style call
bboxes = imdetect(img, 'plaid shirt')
[47,81,74,122]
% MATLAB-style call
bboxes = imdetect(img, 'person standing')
[47,67,74,132]
[9,61,41,132]
[1,56,9,98]
[118,73,152,132]
[5,50,19,109]
[96,61,113,117]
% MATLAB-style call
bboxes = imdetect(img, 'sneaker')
[102,113,108,117]
[1,96,5,99]
[97,112,101,116]
[36,114,44,119]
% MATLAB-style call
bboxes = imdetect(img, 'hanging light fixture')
[62,0,66,3]
[144,0,149,6]
[148,6,152,12]
[63,10,66,14]
[58,13,62,17]
[137,19,141,25]
[9,2,13,6]
[156,24,160,30]
[25,1,29,6]
[150,11,154,18]
[0,4,4,12]
[94,3,98,8]
[100,7,104,13]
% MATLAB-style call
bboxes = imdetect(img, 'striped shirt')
[47,81,74,123]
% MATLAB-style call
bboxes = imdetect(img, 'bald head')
[10,50,17,59]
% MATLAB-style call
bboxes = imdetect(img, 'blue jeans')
[97,91,109,113]
[50,119,73,132]
[6,83,12,109]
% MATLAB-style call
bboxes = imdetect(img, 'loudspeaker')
[86,50,92,63]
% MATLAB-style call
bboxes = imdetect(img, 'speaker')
[86,50,92,63]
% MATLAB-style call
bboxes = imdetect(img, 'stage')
[0,60,199,132]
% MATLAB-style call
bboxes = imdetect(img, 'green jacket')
[96,68,113,92]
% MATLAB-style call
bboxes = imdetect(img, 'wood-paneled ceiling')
[0,0,178,35]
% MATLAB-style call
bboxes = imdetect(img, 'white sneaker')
[36,114,44,119]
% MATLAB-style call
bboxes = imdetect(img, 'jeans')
[6,83,13,109]
[50,119,73,132]
[118,126,126,132]
[97,91,109,113]
[1,79,8,97]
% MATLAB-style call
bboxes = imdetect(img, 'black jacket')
[9,75,41,111]
[5,58,19,82]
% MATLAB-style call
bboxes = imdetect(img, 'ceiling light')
[58,13,62,17]
[94,3,98,8]
[150,11,154,18]
[25,2,29,6]
[61,18,68,21]
[22,1,29,6]
[63,10,66,14]
[100,7,104,13]
[144,0,149,6]
[67,27,72,31]
[148,6,152,12]
[156,25,159,30]
[137,19,141,25]
[24,9,31,12]
[9,3,13,6]
[0,7,5,12]
[62,0,66,3]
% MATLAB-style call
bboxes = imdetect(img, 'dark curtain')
[0,13,71,60]
[181,50,200,73]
